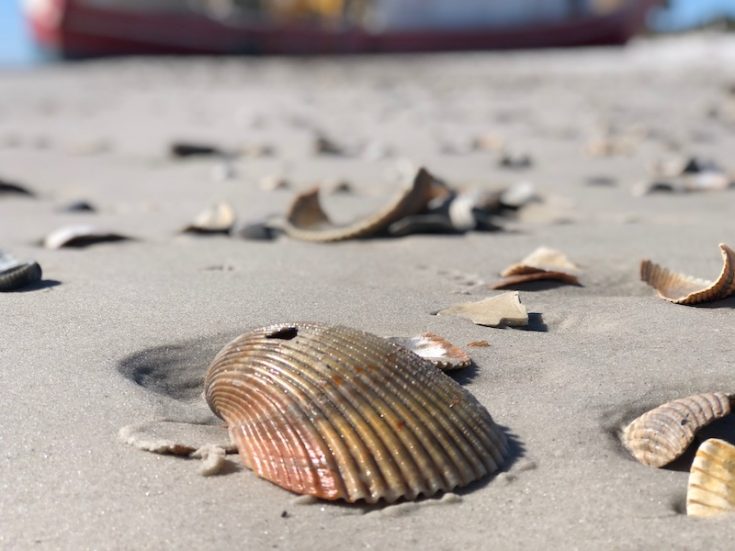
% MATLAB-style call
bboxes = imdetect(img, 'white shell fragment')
[437,292,529,328]
[43,225,131,249]
[386,332,471,371]
[182,202,236,234]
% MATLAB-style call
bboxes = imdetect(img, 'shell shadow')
[7,279,61,293]
[519,312,548,332]
[117,332,239,402]
[691,296,735,309]
[493,280,581,292]
[446,361,478,385]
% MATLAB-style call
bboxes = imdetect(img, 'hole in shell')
[266,327,298,340]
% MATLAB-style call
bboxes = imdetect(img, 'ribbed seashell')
[621,392,732,468]
[283,168,443,242]
[491,247,581,289]
[640,243,735,305]
[687,438,735,517]
[204,322,508,503]
[0,260,42,291]
[182,202,236,234]
[385,332,471,371]
[43,225,131,249]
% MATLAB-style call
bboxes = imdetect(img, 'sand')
[2,34,735,549]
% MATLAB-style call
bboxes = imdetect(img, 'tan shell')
[385,332,471,371]
[437,292,528,328]
[204,322,508,503]
[640,243,735,305]
[283,168,442,242]
[688,438,735,518]
[182,202,236,234]
[491,247,581,289]
[621,392,732,468]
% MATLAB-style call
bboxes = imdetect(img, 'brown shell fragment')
[687,439,735,518]
[436,292,528,328]
[640,243,735,305]
[204,322,508,503]
[621,392,732,468]
[492,246,581,289]
[283,168,443,242]
[386,332,471,371]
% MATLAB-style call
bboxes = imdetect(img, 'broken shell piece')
[687,438,735,518]
[635,173,732,195]
[283,167,443,242]
[498,151,532,170]
[0,178,34,197]
[182,202,236,235]
[313,134,346,156]
[640,243,735,305]
[205,322,508,503]
[43,225,131,249]
[491,247,581,289]
[499,181,538,210]
[170,141,224,158]
[0,254,42,292]
[59,200,96,213]
[621,392,732,468]
[386,332,471,371]
[260,175,290,191]
[118,419,236,457]
[437,292,529,328]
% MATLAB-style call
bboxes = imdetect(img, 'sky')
[1,0,735,66]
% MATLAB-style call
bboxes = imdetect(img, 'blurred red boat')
[24,0,660,58]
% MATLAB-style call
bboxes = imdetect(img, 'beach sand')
[2,34,735,549]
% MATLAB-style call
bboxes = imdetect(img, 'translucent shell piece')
[182,202,236,234]
[621,392,732,468]
[385,332,471,371]
[283,168,443,242]
[204,322,508,503]
[437,292,529,328]
[640,243,735,305]
[687,439,735,518]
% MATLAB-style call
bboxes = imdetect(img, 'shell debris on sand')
[283,167,444,242]
[385,332,471,371]
[621,392,732,468]
[687,438,735,518]
[490,246,581,289]
[0,251,42,292]
[182,202,236,235]
[204,322,508,503]
[436,291,529,328]
[0,178,35,197]
[43,225,131,249]
[640,243,735,305]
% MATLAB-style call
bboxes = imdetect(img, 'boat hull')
[25,0,658,58]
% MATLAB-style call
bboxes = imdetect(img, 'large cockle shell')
[283,168,443,242]
[621,392,732,468]
[640,243,735,305]
[204,322,508,503]
[687,438,735,518]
